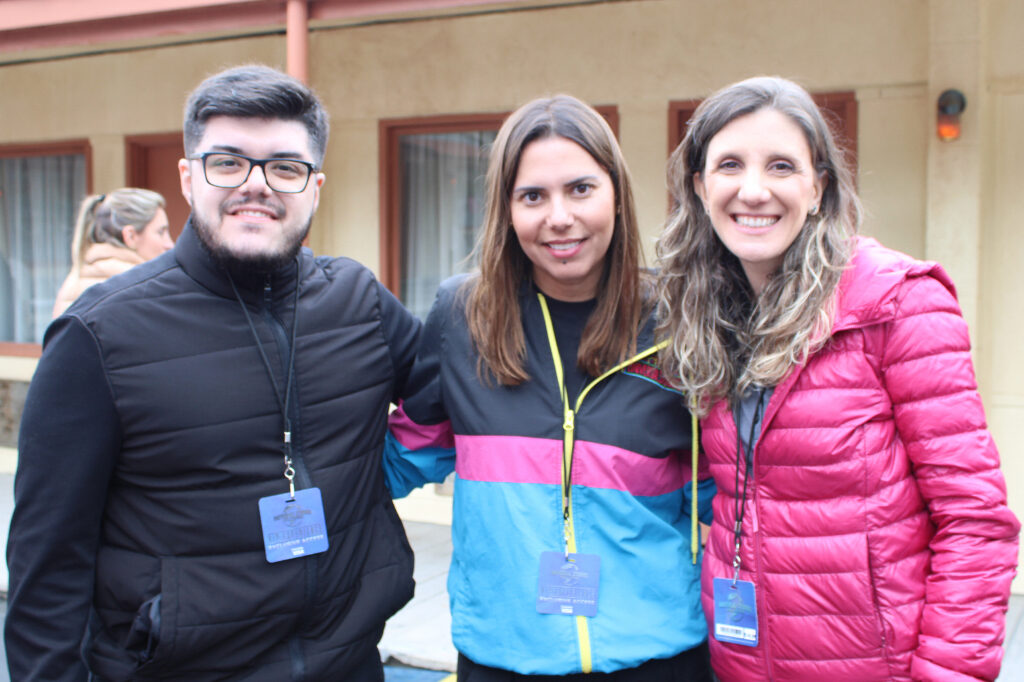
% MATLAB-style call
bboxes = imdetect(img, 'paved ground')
[0,470,455,681]
[380,520,457,680]
[999,589,1024,681]
[381,521,457,672]
[384,667,453,682]
[0,471,1021,681]
[0,596,453,682]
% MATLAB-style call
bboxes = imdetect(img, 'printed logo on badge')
[275,502,312,527]
[258,488,330,563]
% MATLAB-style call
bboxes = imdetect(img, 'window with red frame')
[668,91,858,172]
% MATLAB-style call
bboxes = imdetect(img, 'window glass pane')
[399,130,496,318]
[0,153,86,343]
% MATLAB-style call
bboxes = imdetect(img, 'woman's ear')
[693,172,709,212]
[814,171,828,208]
[121,226,140,250]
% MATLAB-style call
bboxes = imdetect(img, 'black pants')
[457,642,713,681]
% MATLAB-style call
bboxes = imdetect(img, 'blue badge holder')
[257,487,330,563]
[536,551,600,617]
[713,577,759,646]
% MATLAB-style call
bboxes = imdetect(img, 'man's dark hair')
[183,64,330,166]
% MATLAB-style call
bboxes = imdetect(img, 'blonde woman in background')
[52,188,172,316]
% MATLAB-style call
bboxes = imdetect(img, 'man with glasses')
[7,65,423,681]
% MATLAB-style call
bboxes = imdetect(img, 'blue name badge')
[712,577,759,647]
[257,488,329,563]
[536,551,600,617]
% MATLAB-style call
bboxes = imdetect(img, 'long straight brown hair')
[464,94,647,385]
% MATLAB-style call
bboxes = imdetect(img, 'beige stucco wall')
[1,0,1019,580]
[981,0,1024,592]
[0,39,287,211]
[0,0,932,267]
[306,0,930,265]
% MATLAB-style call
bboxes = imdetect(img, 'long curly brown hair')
[656,76,862,415]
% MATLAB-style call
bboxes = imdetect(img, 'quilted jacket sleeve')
[6,317,121,681]
[880,274,1020,682]
[375,279,423,405]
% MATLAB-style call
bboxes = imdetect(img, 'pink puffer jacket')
[701,238,1019,681]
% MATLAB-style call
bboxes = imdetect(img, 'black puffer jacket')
[6,223,420,681]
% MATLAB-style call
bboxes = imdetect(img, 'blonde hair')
[69,188,165,275]
[465,94,648,385]
[656,76,861,415]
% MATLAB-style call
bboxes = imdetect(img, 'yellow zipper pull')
[562,407,575,559]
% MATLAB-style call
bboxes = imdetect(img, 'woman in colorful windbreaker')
[656,75,1020,681]
[385,94,716,680]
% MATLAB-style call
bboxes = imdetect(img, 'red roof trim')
[0,0,513,56]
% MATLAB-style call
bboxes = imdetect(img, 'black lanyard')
[227,268,301,497]
[731,387,766,582]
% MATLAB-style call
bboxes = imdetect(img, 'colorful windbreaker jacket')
[385,275,715,675]
[701,238,1020,681]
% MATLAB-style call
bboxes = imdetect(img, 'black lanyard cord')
[732,386,766,582]
[227,264,302,493]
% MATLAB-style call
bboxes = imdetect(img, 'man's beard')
[191,210,311,276]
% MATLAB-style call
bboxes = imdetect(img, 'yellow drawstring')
[691,410,699,564]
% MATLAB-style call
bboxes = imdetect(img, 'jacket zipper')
[744,402,771,681]
[262,277,317,680]
[538,293,668,674]
[261,278,313,489]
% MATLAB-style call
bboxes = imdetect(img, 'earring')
[808,204,819,216]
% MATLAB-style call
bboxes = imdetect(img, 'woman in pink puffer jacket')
[656,76,1019,681]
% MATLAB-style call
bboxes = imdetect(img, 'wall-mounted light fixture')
[937,89,967,141]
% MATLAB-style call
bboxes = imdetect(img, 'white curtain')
[400,131,495,319]
[0,154,86,343]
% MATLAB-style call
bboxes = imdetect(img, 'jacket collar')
[173,217,308,306]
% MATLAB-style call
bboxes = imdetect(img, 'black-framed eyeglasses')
[189,152,317,193]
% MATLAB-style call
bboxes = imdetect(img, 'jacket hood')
[833,236,958,333]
